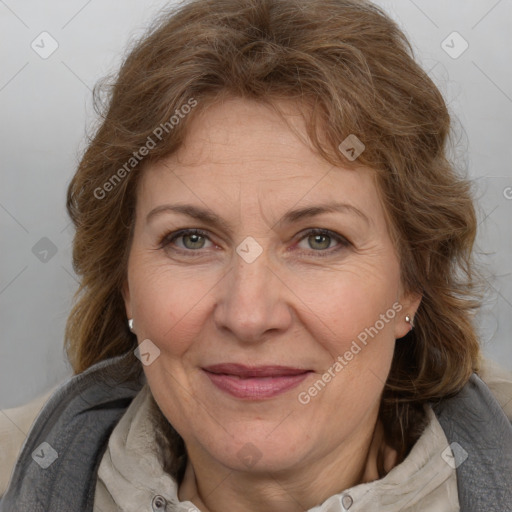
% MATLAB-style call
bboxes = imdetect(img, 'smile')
[202,364,313,399]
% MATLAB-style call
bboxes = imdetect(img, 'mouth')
[202,363,313,399]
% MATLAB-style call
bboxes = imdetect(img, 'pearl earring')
[405,315,414,328]
[128,319,134,332]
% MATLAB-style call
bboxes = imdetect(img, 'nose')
[213,246,293,344]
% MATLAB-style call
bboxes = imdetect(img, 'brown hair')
[66,0,482,462]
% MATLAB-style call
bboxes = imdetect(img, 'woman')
[1,0,511,510]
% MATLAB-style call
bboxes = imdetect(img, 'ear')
[394,291,422,340]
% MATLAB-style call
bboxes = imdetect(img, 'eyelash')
[158,228,351,258]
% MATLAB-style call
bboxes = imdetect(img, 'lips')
[202,363,312,399]
[203,363,310,378]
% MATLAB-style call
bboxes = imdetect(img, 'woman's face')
[124,97,419,476]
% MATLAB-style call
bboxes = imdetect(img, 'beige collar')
[94,384,459,512]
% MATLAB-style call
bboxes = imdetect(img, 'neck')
[177,417,399,512]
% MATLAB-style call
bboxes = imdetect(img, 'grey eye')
[307,233,333,250]
[181,232,207,250]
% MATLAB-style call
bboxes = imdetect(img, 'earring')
[128,318,134,332]
[405,315,414,328]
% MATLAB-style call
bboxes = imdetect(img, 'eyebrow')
[145,201,370,230]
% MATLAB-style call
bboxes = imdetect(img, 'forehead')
[137,97,382,220]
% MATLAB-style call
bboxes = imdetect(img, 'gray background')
[1,0,511,409]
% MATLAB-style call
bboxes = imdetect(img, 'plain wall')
[1,0,511,409]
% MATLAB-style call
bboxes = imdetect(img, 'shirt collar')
[96,384,458,512]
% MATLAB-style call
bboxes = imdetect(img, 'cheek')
[291,262,401,357]
[294,270,399,418]
[128,258,216,355]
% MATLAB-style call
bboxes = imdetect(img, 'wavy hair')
[66,0,483,462]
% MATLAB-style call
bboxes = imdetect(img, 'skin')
[123,97,421,512]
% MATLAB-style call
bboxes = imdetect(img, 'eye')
[295,228,350,255]
[160,229,214,253]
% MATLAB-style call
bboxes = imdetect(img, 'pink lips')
[202,363,312,399]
